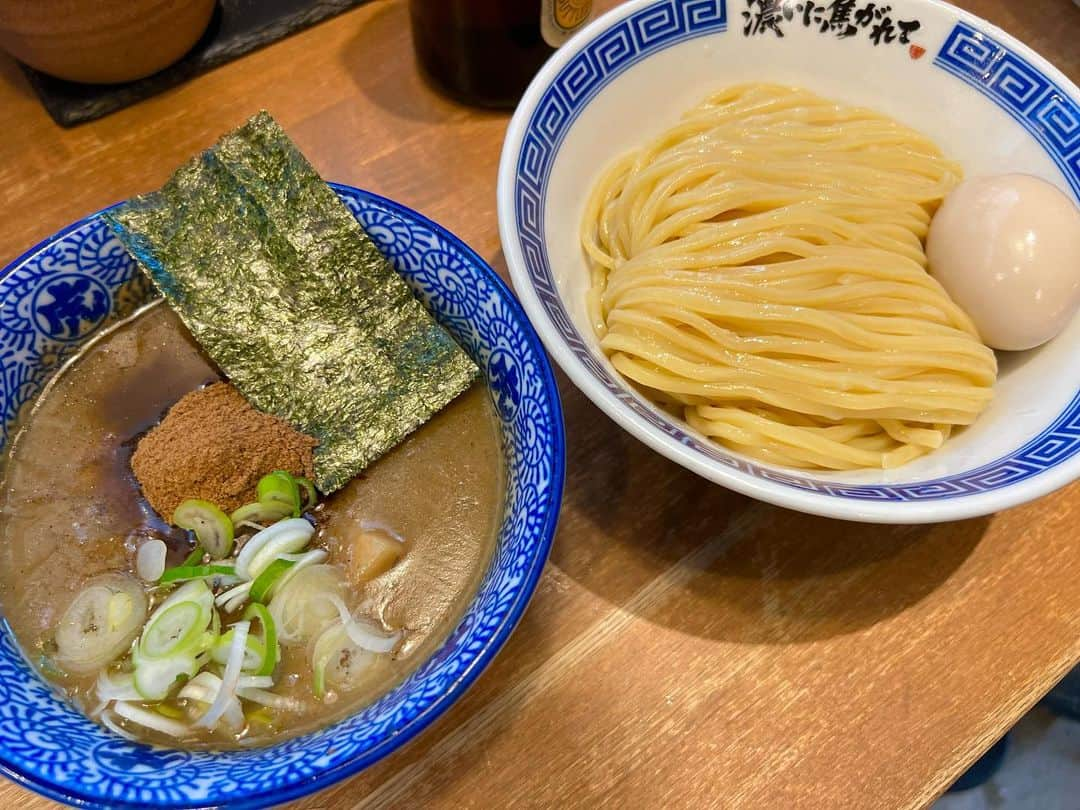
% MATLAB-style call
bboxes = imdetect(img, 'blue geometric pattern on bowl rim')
[0,184,565,808]
[511,0,1080,503]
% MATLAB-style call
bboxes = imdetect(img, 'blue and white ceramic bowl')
[0,185,565,807]
[498,0,1080,523]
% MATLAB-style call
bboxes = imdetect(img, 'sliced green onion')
[237,687,303,712]
[112,700,191,738]
[95,670,142,704]
[320,592,402,654]
[215,581,251,605]
[139,580,214,661]
[211,629,266,672]
[136,539,168,583]
[311,631,330,699]
[343,616,400,654]
[155,702,185,720]
[182,544,205,567]
[235,518,314,580]
[309,620,377,699]
[151,578,214,614]
[257,471,302,517]
[196,620,249,729]
[178,671,244,730]
[230,500,294,526]
[132,649,199,701]
[268,564,345,646]
[194,649,213,671]
[100,709,138,741]
[215,581,254,615]
[142,602,206,658]
[268,549,328,600]
[294,477,318,511]
[237,675,274,689]
[160,564,236,585]
[173,500,234,559]
[55,574,148,675]
[178,670,218,705]
[249,558,295,604]
[243,602,279,677]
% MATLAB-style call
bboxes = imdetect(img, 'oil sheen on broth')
[0,303,504,747]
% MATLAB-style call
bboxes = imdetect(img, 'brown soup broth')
[0,303,504,748]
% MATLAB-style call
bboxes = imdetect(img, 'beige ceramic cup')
[0,0,216,84]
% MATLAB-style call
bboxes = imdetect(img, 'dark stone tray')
[19,0,373,127]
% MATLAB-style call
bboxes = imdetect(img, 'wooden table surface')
[1,1,1078,808]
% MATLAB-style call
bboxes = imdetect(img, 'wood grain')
[0,1,1078,808]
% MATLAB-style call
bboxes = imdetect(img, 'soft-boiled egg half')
[927,174,1080,351]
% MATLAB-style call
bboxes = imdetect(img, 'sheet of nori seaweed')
[104,112,479,494]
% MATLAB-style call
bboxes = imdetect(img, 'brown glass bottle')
[409,0,591,109]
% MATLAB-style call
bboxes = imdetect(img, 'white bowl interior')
[541,2,1080,489]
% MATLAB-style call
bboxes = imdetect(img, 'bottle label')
[541,0,593,47]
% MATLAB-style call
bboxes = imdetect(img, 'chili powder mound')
[132,382,317,520]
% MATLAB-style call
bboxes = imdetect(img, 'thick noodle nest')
[581,84,997,471]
